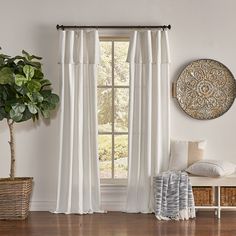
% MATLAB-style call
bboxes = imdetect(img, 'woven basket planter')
[0,177,33,220]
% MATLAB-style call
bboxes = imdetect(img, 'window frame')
[98,36,130,185]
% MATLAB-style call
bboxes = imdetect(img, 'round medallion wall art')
[172,59,236,120]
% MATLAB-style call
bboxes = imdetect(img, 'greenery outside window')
[98,38,129,184]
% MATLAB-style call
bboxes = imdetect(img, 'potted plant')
[0,49,59,220]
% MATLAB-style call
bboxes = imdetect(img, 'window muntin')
[98,38,129,182]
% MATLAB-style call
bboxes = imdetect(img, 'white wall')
[1,0,236,211]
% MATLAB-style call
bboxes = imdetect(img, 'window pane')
[98,41,112,86]
[114,41,129,86]
[98,88,112,132]
[98,135,112,179]
[114,135,128,178]
[114,88,129,132]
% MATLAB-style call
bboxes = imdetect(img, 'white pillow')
[186,160,236,177]
[169,140,207,171]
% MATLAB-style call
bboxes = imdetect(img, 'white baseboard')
[30,201,55,211]
[100,185,127,211]
[30,200,126,212]
[30,185,127,212]
[101,201,125,211]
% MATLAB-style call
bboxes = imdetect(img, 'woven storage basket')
[192,187,214,206]
[0,177,33,220]
[221,187,236,206]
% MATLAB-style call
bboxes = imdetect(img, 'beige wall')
[0,0,236,210]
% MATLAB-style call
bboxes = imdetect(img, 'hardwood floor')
[0,211,236,236]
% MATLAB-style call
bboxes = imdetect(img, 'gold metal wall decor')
[173,59,236,120]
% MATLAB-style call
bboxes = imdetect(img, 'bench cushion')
[189,173,236,186]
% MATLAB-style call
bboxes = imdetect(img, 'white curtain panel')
[55,30,102,214]
[126,30,171,213]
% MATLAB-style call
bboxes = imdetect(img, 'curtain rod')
[56,24,171,30]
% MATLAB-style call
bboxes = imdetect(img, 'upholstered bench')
[189,174,236,218]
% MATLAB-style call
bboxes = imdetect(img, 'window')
[98,38,129,183]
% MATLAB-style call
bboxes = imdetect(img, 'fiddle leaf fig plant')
[0,50,59,179]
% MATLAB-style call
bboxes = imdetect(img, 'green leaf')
[15,74,28,86]
[33,92,44,102]
[27,80,41,92]
[40,79,51,87]
[0,86,8,100]
[28,102,38,114]
[40,102,50,110]
[31,113,39,122]
[13,56,25,60]
[9,109,23,122]
[39,91,59,113]
[0,107,6,120]
[48,102,56,110]
[4,104,12,113]
[25,61,41,69]
[42,90,59,104]
[22,50,42,60]
[41,109,50,118]
[27,92,43,103]
[30,54,42,60]
[15,84,27,95]
[23,65,34,79]
[44,93,59,105]
[0,58,4,65]
[50,94,59,105]
[16,60,25,68]
[11,103,26,113]
[20,108,33,122]
[0,113,4,120]
[0,67,13,84]
[22,50,30,58]
[26,92,33,102]
[34,70,44,80]
[0,54,10,59]
[41,90,51,98]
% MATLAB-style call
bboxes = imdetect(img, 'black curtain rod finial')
[162,25,171,30]
[57,24,64,30]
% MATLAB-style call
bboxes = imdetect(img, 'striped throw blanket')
[153,171,195,220]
